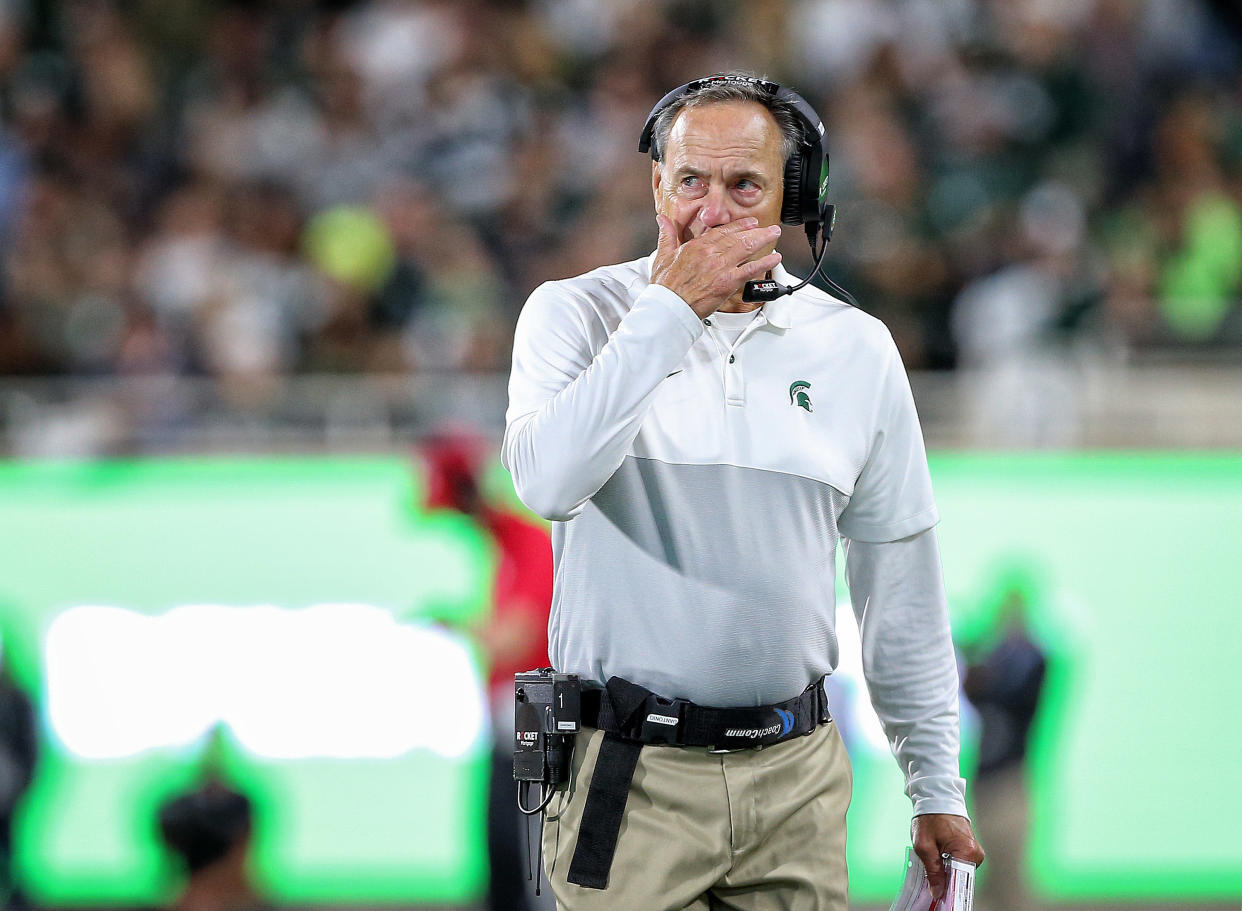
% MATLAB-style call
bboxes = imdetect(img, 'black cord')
[782,223,829,296]
[818,271,861,310]
[524,803,533,883]
[517,782,551,896]
[536,816,544,897]
[742,221,860,307]
[795,223,861,308]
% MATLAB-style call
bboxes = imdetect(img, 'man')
[157,776,270,911]
[0,651,36,909]
[963,582,1047,911]
[502,73,983,909]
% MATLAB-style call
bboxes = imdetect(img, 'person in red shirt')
[419,430,552,911]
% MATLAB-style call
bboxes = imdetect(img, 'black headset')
[638,74,836,241]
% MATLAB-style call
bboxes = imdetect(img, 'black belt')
[567,676,831,890]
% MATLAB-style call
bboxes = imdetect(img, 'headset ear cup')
[803,143,827,226]
[781,153,804,225]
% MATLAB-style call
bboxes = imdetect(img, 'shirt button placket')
[725,352,744,406]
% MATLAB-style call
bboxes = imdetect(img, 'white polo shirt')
[504,253,967,817]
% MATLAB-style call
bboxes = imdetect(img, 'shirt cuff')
[909,774,970,820]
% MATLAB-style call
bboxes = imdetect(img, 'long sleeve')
[502,279,703,521]
[843,527,969,818]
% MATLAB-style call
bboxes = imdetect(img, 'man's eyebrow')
[669,165,770,182]
[729,167,767,183]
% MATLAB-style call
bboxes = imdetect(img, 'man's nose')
[696,187,734,229]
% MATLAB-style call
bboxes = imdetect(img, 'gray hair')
[649,73,803,166]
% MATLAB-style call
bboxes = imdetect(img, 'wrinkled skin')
[649,101,786,317]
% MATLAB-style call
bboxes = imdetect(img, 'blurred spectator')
[2,0,1242,391]
[950,180,1096,447]
[963,582,1049,911]
[157,779,270,911]
[1149,95,1242,342]
[417,429,553,911]
[0,649,36,911]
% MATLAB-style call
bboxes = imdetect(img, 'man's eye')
[736,179,757,191]
[681,176,702,188]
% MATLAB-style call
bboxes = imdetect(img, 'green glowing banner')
[0,454,1239,905]
[0,459,494,905]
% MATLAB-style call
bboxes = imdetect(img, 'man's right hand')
[650,214,782,319]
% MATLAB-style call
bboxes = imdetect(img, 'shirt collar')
[643,252,802,329]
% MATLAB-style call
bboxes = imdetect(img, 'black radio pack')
[514,668,581,813]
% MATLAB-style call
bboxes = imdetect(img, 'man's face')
[652,101,787,250]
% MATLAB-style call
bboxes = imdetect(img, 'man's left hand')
[911,813,985,900]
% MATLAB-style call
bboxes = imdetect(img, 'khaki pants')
[541,722,852,910]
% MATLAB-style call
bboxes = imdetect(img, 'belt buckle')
[639,695,686,745]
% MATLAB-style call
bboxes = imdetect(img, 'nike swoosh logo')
[666,369,683,378]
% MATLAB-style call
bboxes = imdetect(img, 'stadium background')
[1,0,1240,909]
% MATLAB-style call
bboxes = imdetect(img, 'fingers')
[911,814,985,901]
[735,224,781,259]
[958,838,985,867]
[698,224,781,303]
[655,213,679,253]
[707,215,760,235]
[730,251,779,285]
[659,217,780,262]
[650,216,783,317]
[734,250,782,281]
[913,843,947,900]
[702,221,780,258]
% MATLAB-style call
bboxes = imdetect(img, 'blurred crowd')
[2,0,1242,387]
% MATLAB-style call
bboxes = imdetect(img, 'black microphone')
[742,222,830,303]
[740,277,787,303]
[741,221,860,308]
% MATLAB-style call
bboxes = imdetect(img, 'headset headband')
[639,75,824,159]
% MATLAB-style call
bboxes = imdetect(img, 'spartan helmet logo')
[789,380,813,413]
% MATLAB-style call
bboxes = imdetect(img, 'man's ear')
[651,159,663,209]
